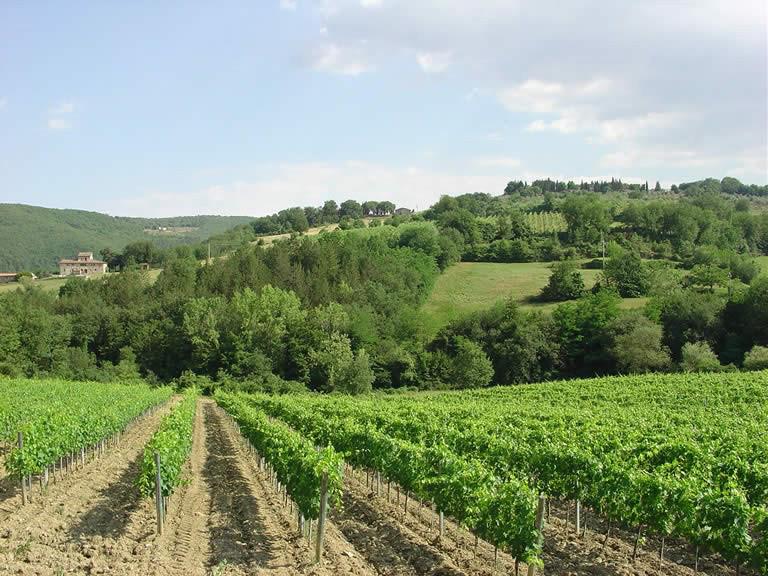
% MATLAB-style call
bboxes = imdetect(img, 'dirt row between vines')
[338,468,750,576]
[0,397,751,575]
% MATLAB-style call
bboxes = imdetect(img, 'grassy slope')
[0,204,253,272]
[422,261,647,332]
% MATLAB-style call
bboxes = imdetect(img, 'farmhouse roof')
[0,272,17,277]
[59,258,107,265]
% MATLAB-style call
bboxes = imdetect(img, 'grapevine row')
[215,391,343,522]
[237,392,544,566]
[245,371,767,571]
[5,381,172,479]
[137,388,198,499]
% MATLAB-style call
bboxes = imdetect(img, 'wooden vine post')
[527,494,546,576]
[315,471,329,563]
[18,432,26,505]
[154,452,164,535]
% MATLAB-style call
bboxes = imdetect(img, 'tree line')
[1,177,766,392]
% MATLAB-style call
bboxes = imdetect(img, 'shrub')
[743,345,768,370]
[680,341,722,372]
[612,319,671,374]
[540,261,585,302]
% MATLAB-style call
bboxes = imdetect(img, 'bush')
[540,261,585,302]
[603,248,651,297]
[582,258,605,270]
[612,318,671,374]
[743,345,768,370]
[451,337,494,389]
[680,341,722,372]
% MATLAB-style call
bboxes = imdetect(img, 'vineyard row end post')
[315,471,329,563]
[154,452,164,535]
[18,432,26,505]
[527,494,546,576]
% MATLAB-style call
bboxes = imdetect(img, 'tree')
[309,332,372,394]
[321,200,339,223]
[602,248,651,297]
[655,290,724,360]
[680,341,722,372]
[688,264,728,292]
[540,260,585,301]
[612,317,671,373]
[553,289,621,375]
[450,337,494,389]
[654,181,662,192]
[743,345,768,370]
[339,199,363,219]
[282,207,309,233]
[377,201,396,216]
[561,194,611,245]
[362,201,379,216]
[721,176,744,196]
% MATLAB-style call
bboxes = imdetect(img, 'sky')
[0,0,766,217]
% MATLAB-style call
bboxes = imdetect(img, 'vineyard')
[524,211,567,234]
[0,374,765,575]
[232,370,768,575]
[1,379,172,490]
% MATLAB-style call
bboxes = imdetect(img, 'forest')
[1,176,767,393]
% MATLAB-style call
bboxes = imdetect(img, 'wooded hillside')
[0,204,253,272]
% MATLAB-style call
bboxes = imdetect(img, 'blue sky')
[0,0,765,217]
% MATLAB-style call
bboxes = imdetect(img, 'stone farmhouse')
[59,252,108,276]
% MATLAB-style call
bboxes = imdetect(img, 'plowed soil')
[0,399,754,575]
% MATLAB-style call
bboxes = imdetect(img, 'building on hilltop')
[394,207,413,216]
[59,252,108,276]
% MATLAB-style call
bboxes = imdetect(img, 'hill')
[0,204,253,272]
[421,261,647,332]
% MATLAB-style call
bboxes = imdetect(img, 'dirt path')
[0,400,175,575]
[339,468,751,576]
[150,399,377,576]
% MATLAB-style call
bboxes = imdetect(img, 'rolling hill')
[0,204,254,272]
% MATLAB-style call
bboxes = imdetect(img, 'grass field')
[0,269,162,294]
[422,261,646,332]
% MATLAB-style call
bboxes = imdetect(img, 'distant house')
[394,207,413,216]
[0,273,17,284]
[59,252,108,277]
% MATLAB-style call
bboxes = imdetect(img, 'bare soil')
[340,467,754,576]
[0,400,755,576]
[0,399,379,575]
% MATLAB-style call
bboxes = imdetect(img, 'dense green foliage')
[2,379,171,476]
[137,389,197,498]
[215,391,343,520]
[1,177,766,391]
[238,391,542,563]
[0,203,253,272]
[245,371,768,571]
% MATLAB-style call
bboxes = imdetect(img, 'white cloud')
[49,101,74,115]
[473,156,521,168]
[308,2,765,183]
[48,117,72,130]
[498,79,563,113]
[279,0,297,10]
[360,0,382,7]
[417,51,452,74]
[601,145,767,180]
[109,161,514,217]
[47,100,75,130]
[311,43,371,75]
